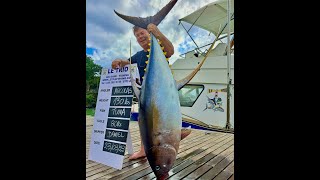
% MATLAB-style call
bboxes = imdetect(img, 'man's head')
[133,26,150,51]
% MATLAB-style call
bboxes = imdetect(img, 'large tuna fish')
[114,0,209,179]
[130,33,181,179]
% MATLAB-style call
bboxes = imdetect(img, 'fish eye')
[155,166,161,171]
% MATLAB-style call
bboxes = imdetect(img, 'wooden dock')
[86,116,234,180]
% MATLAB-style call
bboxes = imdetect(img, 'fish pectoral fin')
[131,81,140,100]
[181,128,191,140]
[129,67,140,101]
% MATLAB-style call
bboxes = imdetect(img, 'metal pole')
[225,0,232,129]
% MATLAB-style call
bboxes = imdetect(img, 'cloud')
[87,0,223,67]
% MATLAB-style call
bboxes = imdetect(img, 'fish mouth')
[147,144,177,179]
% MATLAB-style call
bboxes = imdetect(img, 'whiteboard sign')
[89,65,135,170]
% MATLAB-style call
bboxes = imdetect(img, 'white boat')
[172,52,234,133]
[172,0,234,133]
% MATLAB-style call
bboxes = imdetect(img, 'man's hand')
[111,59,129,69]
[147,23,162,39]
[146,23,174,58]
[111,59,122,69]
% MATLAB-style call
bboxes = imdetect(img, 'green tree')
[86,56,102,92]
[86,56,102,108]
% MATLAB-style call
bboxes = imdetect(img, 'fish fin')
[114,0,178,29]
[129,67,140,101]
[181,128,191,140]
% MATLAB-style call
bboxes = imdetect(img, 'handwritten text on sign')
[112,86,133,96]
[110,97,133,106]
[105,129,128,143]
[107,118,130,130]
[108,108,131,118]
[103,141,126,156]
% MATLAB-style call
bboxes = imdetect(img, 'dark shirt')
[128,50,149,83]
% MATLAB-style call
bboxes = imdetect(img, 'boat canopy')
[179,0,234,37]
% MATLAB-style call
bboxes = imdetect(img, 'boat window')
[178,84,204,107]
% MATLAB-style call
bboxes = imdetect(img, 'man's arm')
[147,23,174,58]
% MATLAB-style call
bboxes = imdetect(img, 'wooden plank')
[228,174,234,180]
[137,133,231,180]
[166,138,233,178]
[173,134,227,164]
[87,164,110,173]
[86,166,114,178]
[167,138,234,179]
[183,144,234,180]
[197,150,234,179]
[177,131,219,150]
[87,162,103,169]
[213,161,234,180]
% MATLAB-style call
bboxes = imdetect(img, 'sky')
[86,0,224,68]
